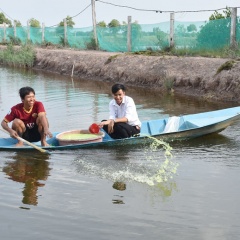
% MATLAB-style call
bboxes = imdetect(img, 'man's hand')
[98,119,115,134]
[9,129,19,139]
[108,119,114,134]
[44,128,53,138]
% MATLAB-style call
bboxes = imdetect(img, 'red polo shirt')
[4,101,45,129]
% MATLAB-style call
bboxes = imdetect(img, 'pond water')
[0,66,240,240]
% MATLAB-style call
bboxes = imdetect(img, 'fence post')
[64,18,67,46]
[127,16,132,52]
[91,0,98,49]
[27,20,30,41]
[3,23,6,42]
[42,23,45,43]
[230,7,237,48]
[170,12,175,48]
[14,21,16,38]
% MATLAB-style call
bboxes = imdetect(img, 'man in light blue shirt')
[99,83,141,139]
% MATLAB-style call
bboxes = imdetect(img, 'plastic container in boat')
[56,129,104,146]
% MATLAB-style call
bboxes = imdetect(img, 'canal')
[0,66,239,240]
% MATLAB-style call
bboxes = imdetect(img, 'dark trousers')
[22,124,41,142]
[103,122,140,139]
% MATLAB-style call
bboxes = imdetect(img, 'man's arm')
[1,119,19,139]
[37,112,52,138]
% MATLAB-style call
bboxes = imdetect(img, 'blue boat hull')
[1,106,240,151]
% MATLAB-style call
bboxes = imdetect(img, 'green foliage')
[29,18,40,28]
[41,41,55,47]
[108,19,120,28]
[209,7,231,20]
[107,19,121,34]
[187,24,197,32]
[164,76,175,91]
[0,12,12,26]
[131,45,240,59]
[222,45,240,58]
[175,24,187,36]
[196,7,231,49]
[105,54,120,64]
[8,35,22,45]
[85,37,98,50]
[154,27,169,50]
[97,21,106,27]
[0,43,36,67]
[14,20,22,27]
[132,22,142,39]
[196,18,231,49]
[216,60,235,74]
[59,37,70,47]
[59,16,75,28]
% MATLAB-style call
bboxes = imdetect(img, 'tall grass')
[0,44,36,67]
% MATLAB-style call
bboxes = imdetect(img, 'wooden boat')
[0,106,240,151]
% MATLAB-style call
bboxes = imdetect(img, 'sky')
[0,0,239,28]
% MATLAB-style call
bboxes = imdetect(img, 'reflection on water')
[3,152,50,206]
[112,182,126,204]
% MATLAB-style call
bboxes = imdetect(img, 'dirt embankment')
[33,48,240,102]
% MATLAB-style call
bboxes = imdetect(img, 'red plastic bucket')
[89,123,100,134]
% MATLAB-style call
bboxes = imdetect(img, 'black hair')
[19,87,35,99]
[111,83,126,94]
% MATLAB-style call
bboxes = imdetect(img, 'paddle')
[0,128,50,154]
[89,123,100,134]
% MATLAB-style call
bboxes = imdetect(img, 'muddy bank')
[33,48,240,102]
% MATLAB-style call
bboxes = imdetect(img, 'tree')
[196,7,232,50]
[97,21,106,27]
[14,20,22,27]
[131,21,142,39]
[107,19,121,35]
[153,27,169,49]
[209,7,231,20]
[187,24,197,32]
[108,19,120,28]
[0,12,12,26]
[29,18,40,28]
[59,16,75,28]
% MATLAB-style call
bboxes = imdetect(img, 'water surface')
[0,67,239,240]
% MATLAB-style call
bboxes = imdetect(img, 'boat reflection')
[2,152,51,206]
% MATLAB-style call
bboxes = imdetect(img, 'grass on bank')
[0,43,36,67]
[132,45,240,59]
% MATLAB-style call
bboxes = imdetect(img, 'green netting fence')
[0,17,239,52]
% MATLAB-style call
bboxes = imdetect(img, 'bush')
[0,43,36,67]
[85,37,98,50]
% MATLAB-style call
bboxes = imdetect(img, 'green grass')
[105,54,120,64]
[131,45,240,59]
[216,60,235,74]
[0,43,36,67]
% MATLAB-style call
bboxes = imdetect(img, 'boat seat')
[141,119,166,135]
[140,121,150,135]
[178,120,199,131]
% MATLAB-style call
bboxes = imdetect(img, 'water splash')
[73,136,178,187]
[143,136,179,185]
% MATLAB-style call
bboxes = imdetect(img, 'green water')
[58,133,99,140]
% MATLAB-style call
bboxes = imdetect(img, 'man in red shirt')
[1,86,52,147]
